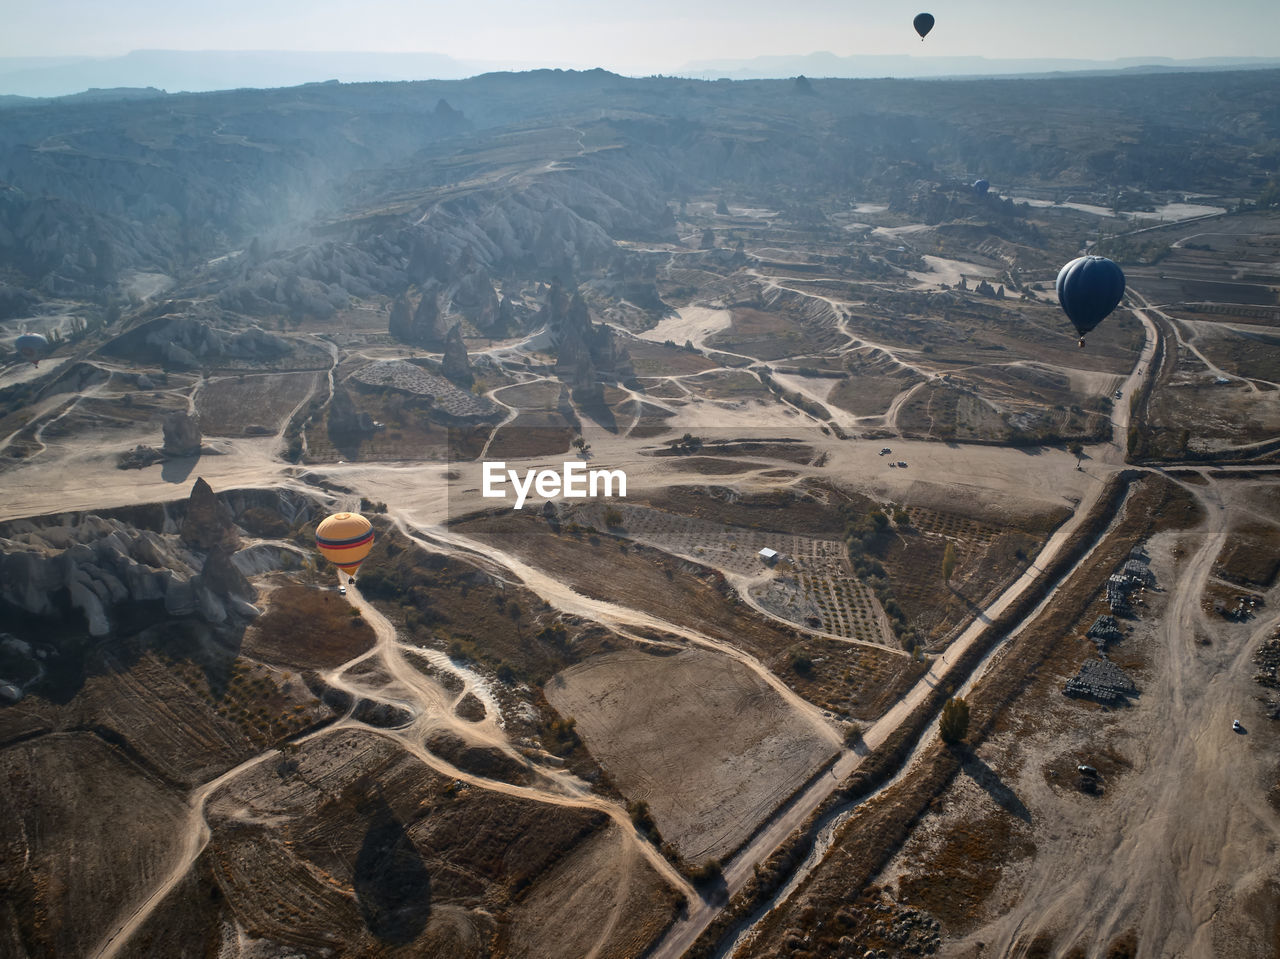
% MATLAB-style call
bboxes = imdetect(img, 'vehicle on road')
[897,461,908,468]
[339,585,347,595]
[880,447,892,455]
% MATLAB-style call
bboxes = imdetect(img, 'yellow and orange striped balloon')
[315,512,374,581]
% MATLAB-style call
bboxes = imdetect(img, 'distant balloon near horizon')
[315,511,374,584]
[973,178,990,196]
[15,333,49,367]
[913,13,935,40]
[1056,255,1126,347]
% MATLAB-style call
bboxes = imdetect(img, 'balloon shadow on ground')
[960,751,1031,824]
[353,799,432,944]
[161,454,198,484]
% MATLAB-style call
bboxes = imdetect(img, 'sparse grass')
[243,585,376,670]
[1213,521,1280,588]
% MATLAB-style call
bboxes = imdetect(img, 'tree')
[941,542,957,583]
[939,697,969,744]
[1069,442,1085,469]
[699,228,716,250]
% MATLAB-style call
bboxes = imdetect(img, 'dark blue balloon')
[973,179,990,196]
[913,13,934,39]
[1056,256,1126,344]
[15,332,49,366]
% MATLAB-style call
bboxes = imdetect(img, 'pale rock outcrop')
[162,410,203,458]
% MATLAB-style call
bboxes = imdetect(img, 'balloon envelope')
[316,512,374,578]
[1056,256,1126,339]
[913,13,934,38]
[15,333,48,366]
[973,179,990,196]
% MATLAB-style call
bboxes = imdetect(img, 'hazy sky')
[4,0,1278,70]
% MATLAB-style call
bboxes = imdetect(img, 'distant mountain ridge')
[677,51,1280,80]
[3,49,1280,99]
[0,50,567,98]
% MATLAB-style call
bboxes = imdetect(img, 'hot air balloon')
[15,333,49,368]
[973,179,990,197]
[316,511,374,584]
[913,13,934,40]
[1056,256,1126,347]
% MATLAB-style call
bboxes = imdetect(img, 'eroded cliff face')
[0,481,312,643]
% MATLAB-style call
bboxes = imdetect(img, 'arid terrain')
[1,67,1279,959]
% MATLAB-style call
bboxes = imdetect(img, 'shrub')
[939,697,970,744]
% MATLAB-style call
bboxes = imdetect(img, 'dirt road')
[957,476,1280,958]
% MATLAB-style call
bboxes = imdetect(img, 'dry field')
[128,728,680,958]
[303,388,484,463]
[574,500,894,645]
[0,732,190,959]
[1,626,332,790]
[765,636,927,721]
[705,308,827,361]
[241,584,377,670]
[545,647,836,864]
[454,508,917,720]
[680,370,770,400]
[1212,519,1280,590]
[885,505,1063,647]
[828,363,921,419]
[456,509,806,662]
[625,338,720,375]
[195,371,319,436]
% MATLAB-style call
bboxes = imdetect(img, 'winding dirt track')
[91,575,695,959]
[25,243,1276,958]
[644,289,1165,959]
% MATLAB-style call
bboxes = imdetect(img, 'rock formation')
[450,266,500,333]
[389,285,454,348]
[162,411,203,458]
[0,479,281,642]
[388,292,413,342]
[548,289,636,389]
[181,477,240,552]
[441,323,474,388]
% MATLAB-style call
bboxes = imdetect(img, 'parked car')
[1077,764,1098,777]
[339,585,347,595]
[1232,719,1243,733]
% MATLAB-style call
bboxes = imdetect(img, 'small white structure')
[759,547,781,565]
